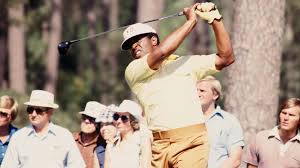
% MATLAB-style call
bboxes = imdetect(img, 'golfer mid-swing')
[121,3,234,168]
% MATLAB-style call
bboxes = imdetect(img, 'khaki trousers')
[151,124,209,168]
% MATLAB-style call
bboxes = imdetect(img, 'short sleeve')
[227,116,245,150]
[125,54,156,94]
[189,54,219,80]
[244,135,259,166]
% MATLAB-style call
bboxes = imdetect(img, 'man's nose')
[132,42,138,49]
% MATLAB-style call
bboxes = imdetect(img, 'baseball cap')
[121,23,157,50]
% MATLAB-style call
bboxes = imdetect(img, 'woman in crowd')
[104,100,152,168]
[94,105,118,168]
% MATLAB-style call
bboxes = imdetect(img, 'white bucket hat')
[96,104,116,123]
[121,23,157,50]
[111,100,142,121]
[79,101,107,120]
[24,90,59,109]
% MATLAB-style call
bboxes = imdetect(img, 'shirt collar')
[166,54,179,60]
[268,126,300,142]
[207,105,225,120]
[75,132,99,146]
[268,126,281,140]
[2,124,18,144]
[27,122,56,136]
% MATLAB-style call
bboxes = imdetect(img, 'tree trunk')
[86,0,99,98]
[0,0,8,89]
[8,1,26,94]
[224,0,285,144]
[44,0,62,94]
[280,2,300,102]
[137,0,165,30]
[97,0,119,104]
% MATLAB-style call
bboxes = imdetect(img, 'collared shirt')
[1,122,86,168]
[95,145,105,168]
[205,106,244,168]
[0,124,18,164]
[125,54,218,131]
[73,132,98,168]
[107,131,142,168]
[245,126,300,168]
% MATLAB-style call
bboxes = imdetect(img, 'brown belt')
[152,123,206,140]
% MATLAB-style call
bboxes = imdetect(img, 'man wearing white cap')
[1,90,86,168]
[122,2,234,168]
[73,101,107,168]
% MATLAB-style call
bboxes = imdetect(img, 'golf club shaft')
[70,11,184,44]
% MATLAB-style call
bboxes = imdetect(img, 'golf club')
[57,11,184,56]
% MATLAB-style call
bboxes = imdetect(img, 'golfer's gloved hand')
[195,2,222,24]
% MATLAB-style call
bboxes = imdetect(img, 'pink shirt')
[244,126,300,168]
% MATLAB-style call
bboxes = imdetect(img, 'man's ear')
[212,91,219,101]
[151,36,158,46]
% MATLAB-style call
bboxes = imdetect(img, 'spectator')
[104,100,151,168]
[244,98,300,168]
[1,90,86,168]
[197,76,244,168]
[74,101,107,168]
[0,95,18,165]
[94,105,118,168]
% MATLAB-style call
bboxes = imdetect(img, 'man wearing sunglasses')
[1,90,86,168]
[0,95,18,165]
[73,101,107,168]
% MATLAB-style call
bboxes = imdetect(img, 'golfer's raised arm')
[147,3,199,69]
[195,2,234,70]
[212,20,234,70]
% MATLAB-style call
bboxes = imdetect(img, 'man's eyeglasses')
[0,111,9,118]
[26,106,49,115]
[113,113,129,123]
[81,115,96,123]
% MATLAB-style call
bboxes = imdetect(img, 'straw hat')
[24,90,59,109]
[79,101,107,119]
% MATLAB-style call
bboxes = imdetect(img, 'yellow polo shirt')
[125,54,218,131]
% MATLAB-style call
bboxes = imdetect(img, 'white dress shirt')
[1,122,86,168]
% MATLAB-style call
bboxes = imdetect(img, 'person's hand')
[195,2,222,24]
[183,3,200,23]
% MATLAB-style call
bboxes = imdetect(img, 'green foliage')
[4,0,300,132]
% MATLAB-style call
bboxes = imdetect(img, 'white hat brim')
[79,111,98,119]
[121,33,151,50]
[24,101,59,109]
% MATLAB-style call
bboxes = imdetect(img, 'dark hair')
[147,33,160,45]
[279,98,300,129]
[129,114,140,131]
[280,98,300,112]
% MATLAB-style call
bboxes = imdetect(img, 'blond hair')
[0,95,19,121]
[197,75,223,101]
